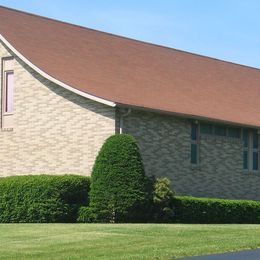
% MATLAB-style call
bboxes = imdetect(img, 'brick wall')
[0,41,115,176]
[122,109,260,200]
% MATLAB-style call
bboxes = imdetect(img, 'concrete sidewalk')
[181,248,260,260]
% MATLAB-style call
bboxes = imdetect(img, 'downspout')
[119,108,131,134]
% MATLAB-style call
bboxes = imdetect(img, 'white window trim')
[3,70,14,116]
[1,57,15,130]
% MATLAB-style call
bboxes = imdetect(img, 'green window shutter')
[191,144,197,164]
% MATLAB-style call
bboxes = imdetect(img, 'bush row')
[1,174,260,223]
[77,194,260,224]
[172,196,260,224]
[0,175,90,223]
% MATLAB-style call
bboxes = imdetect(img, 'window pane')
[243,151,248,170]
[243,129,249,148]
[191,123,198,141]
[200,123,213,134]
[5,72,14,113]
[228,127,241,138]
[253,130,258,149]
[253,152,258,170]
[215,125,227,136]
[191,144,197,164]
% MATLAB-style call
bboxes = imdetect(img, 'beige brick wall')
[0,41,115,176]
[122,109,260,200]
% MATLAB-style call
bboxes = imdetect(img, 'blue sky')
[1,0,260,68]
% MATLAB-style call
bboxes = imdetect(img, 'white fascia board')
[0,35,116,107]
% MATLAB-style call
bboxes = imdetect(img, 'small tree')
[88,134,151,223]
[152,177,175,222]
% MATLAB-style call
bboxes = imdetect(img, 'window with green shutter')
[191,123,198,165]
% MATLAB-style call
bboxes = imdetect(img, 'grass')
[0,224,260,259]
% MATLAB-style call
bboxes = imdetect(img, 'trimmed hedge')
[173,196,260,224]
[2,174,260,224]
[88,134,151,223]
[0,175,90,223]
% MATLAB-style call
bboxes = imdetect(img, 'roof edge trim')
[0,34,116,107]
[117,103,260,129]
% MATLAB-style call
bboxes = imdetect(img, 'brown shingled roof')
[0,6,260,127]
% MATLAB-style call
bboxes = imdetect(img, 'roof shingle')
[0,6,260,127]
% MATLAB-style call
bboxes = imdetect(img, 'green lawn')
[0,224,260,259]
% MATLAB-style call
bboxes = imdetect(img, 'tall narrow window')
[243,129,259,172]
[252,130,259,171]
[1,58,14,130]
[243,129,249,170]
[191,123,198,164]
[4,71,14,114]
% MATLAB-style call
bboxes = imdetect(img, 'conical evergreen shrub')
[88,134,151,223]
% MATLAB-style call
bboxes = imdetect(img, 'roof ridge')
[0,5,259,72]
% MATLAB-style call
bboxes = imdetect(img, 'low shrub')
[152,177,175,222]
[0,175,90,223]
[173,196,260,224]
[77,206,97,223]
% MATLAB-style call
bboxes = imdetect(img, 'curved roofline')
[0,34,116,107]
